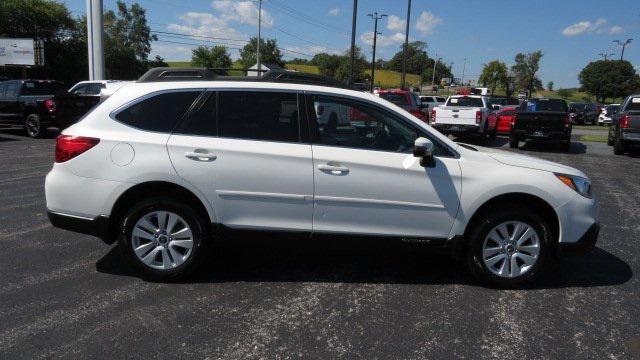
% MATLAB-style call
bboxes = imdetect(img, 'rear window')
[626,97,640,112]
[22,81,65,95]
[446,97,484,107]
[380,92,409,106]
[520,99,568,112]
[115,91,200,132]
[436,97,446,102]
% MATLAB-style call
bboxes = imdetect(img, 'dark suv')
[0,80,66,137]
[608,94,640,155]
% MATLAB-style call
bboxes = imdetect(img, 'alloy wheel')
[482,221,540,278]
[131,210,194,270]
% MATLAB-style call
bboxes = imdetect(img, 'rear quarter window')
[115,91,201,132]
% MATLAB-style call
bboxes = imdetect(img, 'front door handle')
[318,163,350,175]
[184,150,217,162]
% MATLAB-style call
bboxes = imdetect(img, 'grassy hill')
[167,61,422,89]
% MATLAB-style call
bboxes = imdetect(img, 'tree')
[556,88,575,99]
[239,37,284,69]
[421,60,453,86]
[387,41,429,75]
[312,53,341,78]
[478,60,508,95]
[512,50,544,97]
[335,47,367,83]
[579,60,640,103]
[191,46,232,68]
[547,81,554,91]
[146,55,168,68]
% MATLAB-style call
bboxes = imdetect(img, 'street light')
[613,39,633,61]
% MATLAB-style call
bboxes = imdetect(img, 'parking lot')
[0,128,638,359]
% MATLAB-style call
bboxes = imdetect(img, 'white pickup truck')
[430,95,497,140]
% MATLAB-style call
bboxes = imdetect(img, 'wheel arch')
[106,181,215,244]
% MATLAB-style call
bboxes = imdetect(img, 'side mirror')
[492,105,501,110]
[413,137,435,167]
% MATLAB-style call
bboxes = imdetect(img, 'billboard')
[0,38,36,66]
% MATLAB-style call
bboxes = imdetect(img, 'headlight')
[555,173,592,198]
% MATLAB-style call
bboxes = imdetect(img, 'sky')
[63,0,639,88]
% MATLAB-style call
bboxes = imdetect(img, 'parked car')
[0,79,66,137]
[419,95,446,122]
[598,104,620,126]
[607,95,640,155]
[510,98,571,151]
[430,95,497,141]
[45,67,599,288]
[569,102,597,125]
[487,106,517,135]
[378,89,427,122]
[56,80,132,127]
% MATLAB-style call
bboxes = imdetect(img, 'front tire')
[466,208,551,288]
[509,136,519,149]
[118,197,208,280]
[25,114,43,138]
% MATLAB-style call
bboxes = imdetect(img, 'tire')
[25,114,43,138]
[561,140,571,152]
[118,197,209,281]
[613,136,626,155]
[509,136,519,149]
[607,136,614,146]
[465,208,551,288]
[489,128,497,141]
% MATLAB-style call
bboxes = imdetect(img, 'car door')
[167,90,314,232]
[306,94,461,239]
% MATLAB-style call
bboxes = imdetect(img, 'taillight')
[563,114,570,127]
[431,109,436,123]
[620,115,630,129]
[512,113,518,126]
[410,109,425,120]
[44,99,56,113]
[55,135,100,163]
[475,111,482,124]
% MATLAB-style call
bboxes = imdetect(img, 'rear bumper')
[621,130,640,143]
[557,223,599,256]
[433,124,481,135]
[512,129,569,141]
[48,211,113,243]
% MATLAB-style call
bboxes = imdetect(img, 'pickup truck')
[510,98,571,151]
[608,94,640,155]
[0,79,66,138]
[430,95,497,140]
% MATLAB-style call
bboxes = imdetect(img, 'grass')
[579,134,609,143]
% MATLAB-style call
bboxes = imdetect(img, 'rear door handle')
[184,151,217,162]
[318,163,350,175]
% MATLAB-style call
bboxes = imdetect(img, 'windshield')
[446,97,484,107]
[22,81,65,95]
[521,99,568,112]
[379,92,409,106]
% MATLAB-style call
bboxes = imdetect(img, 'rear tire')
[613,136,626,155]
[25,114,43,138]
[465,208,551,288]
[561,140,571,152]
[118,197,209,281]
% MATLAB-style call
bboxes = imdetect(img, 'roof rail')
[137,67,355,90]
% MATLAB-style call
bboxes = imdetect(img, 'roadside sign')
[0,38,36,66]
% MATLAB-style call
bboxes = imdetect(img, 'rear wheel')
[613,136,626,155]
[560,140,571,152]
[118,197,209,280]
[466,208,550,288]
[25,114,43,138]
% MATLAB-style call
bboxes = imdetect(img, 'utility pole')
[86,0,104,80]
[431,56,441,86]
[367,12,386,92]
[400,0,412,90]
[613,39,633,60]
[348,0,358,85]
[598,52,615,60]
[461,58,468,86]
[256,0,262,74]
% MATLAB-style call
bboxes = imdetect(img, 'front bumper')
[48,211,112,243]
[557,222,599,256]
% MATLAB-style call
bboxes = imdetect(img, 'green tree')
[478,60,508,95]
[421,61,453,86]
[191,46,232,68]
[335,46,367,83]
[387,41,429,75]
[556,88,575,99]
[547,81,554,91]
[312,53,341,77]
[239,37,284,69]
[512,50,544,97]
[579,60,640,103]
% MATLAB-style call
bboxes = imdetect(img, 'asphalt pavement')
[0,129,638,359]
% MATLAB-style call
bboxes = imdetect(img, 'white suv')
[45,68,599,287]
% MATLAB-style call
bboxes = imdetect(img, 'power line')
[264,0,348,37]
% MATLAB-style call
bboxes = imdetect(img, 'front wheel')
[25,114,43,138]
[509,136,519,148]
[118,197,209,280]
[466,209,550,288]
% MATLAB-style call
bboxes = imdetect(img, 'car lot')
[0,129,639,359]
